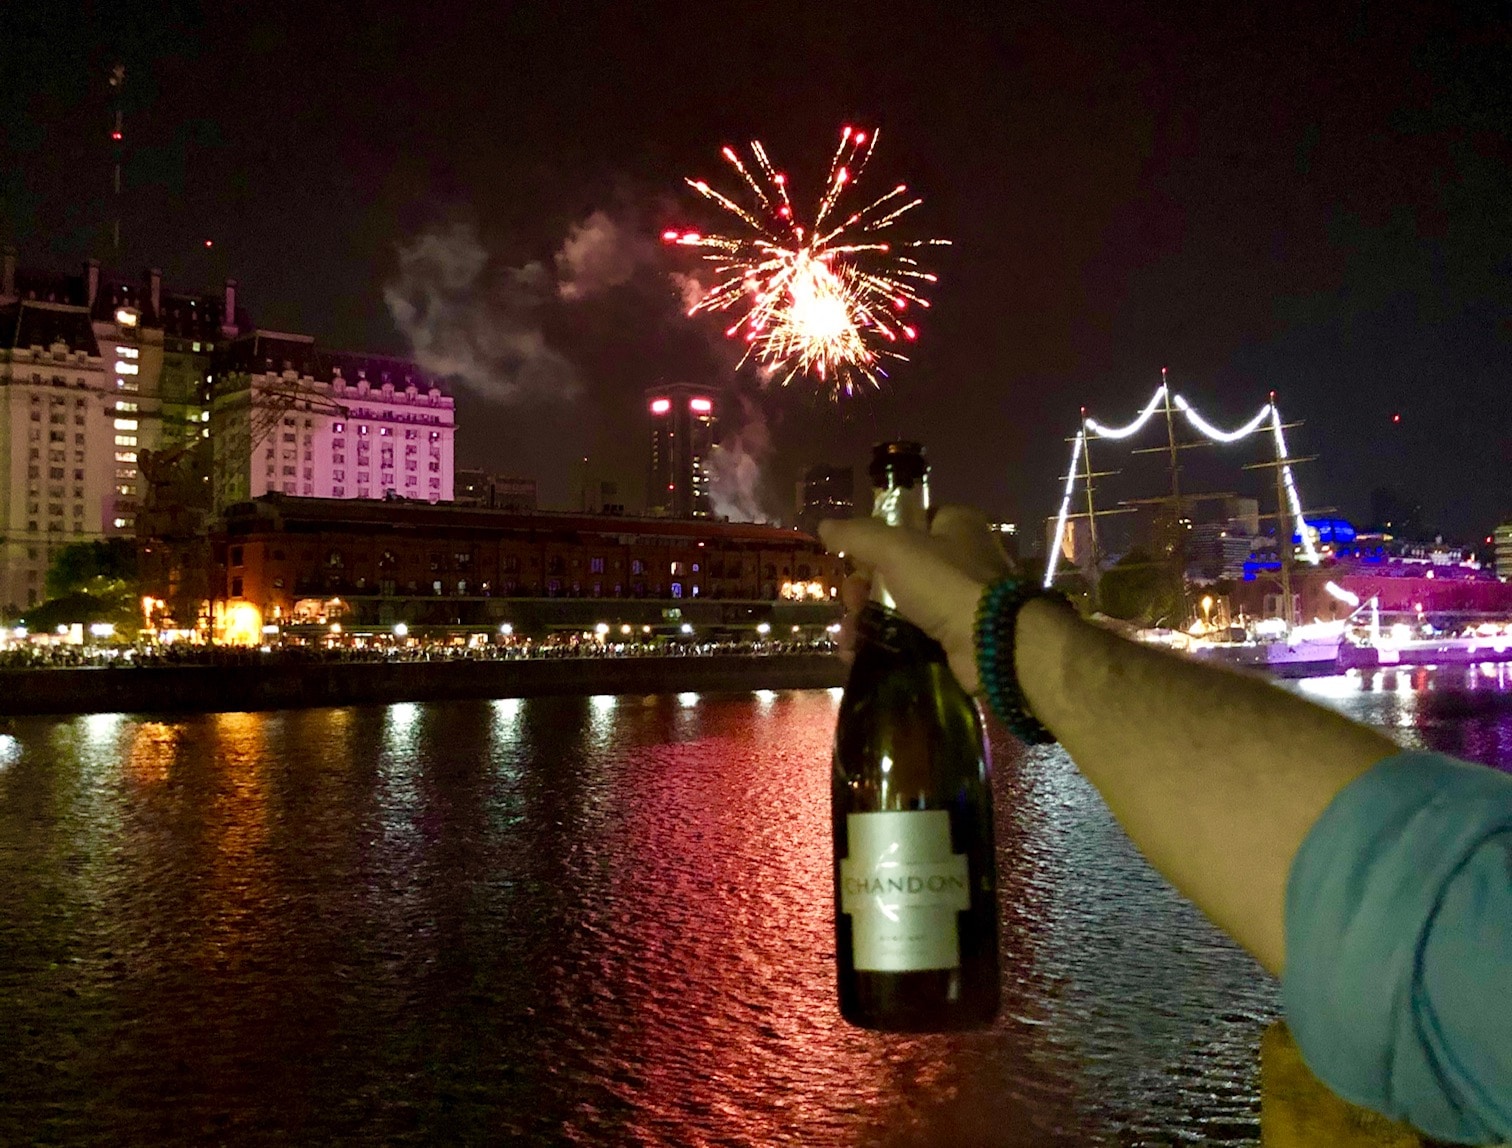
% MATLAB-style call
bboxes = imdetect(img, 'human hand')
[818,505,1013,693]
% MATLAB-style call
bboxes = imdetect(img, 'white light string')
[1173,394,1273,443]
[1042,430,1085,588]
[1083,384,1167,439]
[1271,407,1321,565]
[1044,385,1320,587]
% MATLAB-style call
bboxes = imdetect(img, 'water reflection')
[0,669,1505,1145]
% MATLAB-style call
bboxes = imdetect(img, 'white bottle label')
[839,810,970,972]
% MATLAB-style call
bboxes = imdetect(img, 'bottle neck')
[869,477,929,611]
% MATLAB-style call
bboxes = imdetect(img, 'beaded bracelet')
[974,577,1069,744]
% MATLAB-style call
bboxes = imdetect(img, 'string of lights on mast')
[1044,379,1321,589]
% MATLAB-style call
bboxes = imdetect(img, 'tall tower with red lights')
[646,384,718,518]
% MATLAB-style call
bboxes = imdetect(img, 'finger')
[818,517,894,564]
[840,572,870,615]
[930,504,1012,584]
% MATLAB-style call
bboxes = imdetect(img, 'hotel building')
[209,331,455,511]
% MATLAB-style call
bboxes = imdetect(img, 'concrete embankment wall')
[0,655,848,717]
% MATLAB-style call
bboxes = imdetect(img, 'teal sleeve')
[1283,750,1512,1144]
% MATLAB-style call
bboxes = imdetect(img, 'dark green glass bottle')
[832,441,1000,1032]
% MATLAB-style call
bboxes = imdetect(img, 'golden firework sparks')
[665,127,949,398]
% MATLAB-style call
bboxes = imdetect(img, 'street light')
[680,622,693,635]
[393,622,408,638]
[756,622,771,636]
[499,623,514,636]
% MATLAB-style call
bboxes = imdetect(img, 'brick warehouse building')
[205,495,844,637]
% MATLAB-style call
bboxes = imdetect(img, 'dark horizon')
[3,2,1509,539]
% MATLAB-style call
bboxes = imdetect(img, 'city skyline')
[2,4,1509,536]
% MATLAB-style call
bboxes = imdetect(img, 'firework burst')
[664,127,949,398]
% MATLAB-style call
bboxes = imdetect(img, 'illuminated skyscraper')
[646,384,718,518]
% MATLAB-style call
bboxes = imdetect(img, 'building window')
[332,486,344,497]
[231,577,243,597]
[230,546,244,567]
[590,557,605,573]
[631,559,645,575]
[671,582,683,599]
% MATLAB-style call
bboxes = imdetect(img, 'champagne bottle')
[832,441,1000,1032]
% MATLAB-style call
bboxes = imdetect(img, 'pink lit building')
[210,332,455,511]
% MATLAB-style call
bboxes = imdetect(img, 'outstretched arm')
[820,508,1396,975]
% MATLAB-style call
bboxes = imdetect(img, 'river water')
[1,664,1508,1146]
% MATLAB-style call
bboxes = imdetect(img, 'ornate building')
[209,332,455,511]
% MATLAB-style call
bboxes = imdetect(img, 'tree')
[28,540,141,638]
[45,540,137,600]
[21,591,137,634]
[1097,548,1184,626]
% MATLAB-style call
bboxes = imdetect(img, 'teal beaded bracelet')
[974,578,1069,744]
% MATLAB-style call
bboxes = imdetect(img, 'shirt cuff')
[1283,750,1512,1144]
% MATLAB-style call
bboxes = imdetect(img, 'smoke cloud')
[707,393,775,523]
[669,271,708,313]
[384,221,581,402]
[386,210,670,403]
[555,211,652,301]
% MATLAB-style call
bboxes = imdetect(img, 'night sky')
[4,2,1510,540]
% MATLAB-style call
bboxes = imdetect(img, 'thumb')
[818,518,893,567]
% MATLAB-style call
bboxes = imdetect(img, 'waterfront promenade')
[0,647,847,716]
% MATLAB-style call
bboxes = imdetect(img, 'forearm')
[1013,598,1397,975]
